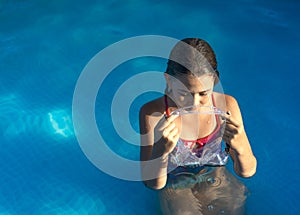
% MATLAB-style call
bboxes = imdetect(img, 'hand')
[222,111,245,151]
[152,114,180,159]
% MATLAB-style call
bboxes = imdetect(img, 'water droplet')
[207,177,216,184]
[207,204,214,211]
[206,177,221,187]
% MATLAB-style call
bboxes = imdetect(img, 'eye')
[199,92,208,96]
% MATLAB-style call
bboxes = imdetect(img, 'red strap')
[164,95,171,117]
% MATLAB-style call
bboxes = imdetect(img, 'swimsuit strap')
[164,94,171,117]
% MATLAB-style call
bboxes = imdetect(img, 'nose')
[192,93,201,106]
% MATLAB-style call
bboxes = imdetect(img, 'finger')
[223,129,230,136]
[173,132,180,141]
[165,114,179,123]
[222,112,240,127]
[163,122,176,136]
[168,127,179,138]
[160,114,179,130]
[167,135,179,151]
[222,134,230,143]
[224,124,238,134]
[157,113,173,130]
[157,113,168,128]
[223,130,234,138]
[223,127,234,137]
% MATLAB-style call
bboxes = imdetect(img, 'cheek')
[199,95,212,106]
[201,96,209,103]
[172,92,184,102]
[172,93,193,106]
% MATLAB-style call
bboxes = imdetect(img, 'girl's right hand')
[152,114,180,160]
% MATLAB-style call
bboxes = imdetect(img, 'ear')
[164,73,171,88]
[214,70,220,85]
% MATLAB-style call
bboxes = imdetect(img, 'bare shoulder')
[213,92,242,117]
[225,94,239,108]
[139,96,165,134]
[139,96,165,117]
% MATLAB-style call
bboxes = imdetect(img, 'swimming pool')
[1,0,299,214]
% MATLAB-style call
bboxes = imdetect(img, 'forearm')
[141,155,168,190]
[141,140,171,189]
[139,112,179,190]
[230,139,257,178]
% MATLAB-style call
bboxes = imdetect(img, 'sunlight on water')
[36,179,107,214]
[0,93,24,137]
[0,94,74,138]
[48,110,74,138]
[0,94,19,114]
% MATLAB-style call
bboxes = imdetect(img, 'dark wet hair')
[166,38,219,83]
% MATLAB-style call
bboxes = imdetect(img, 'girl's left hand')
[222,111,245,151]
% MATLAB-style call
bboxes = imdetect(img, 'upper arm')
[225,95,244,126]
[139,99,164,161]
[139,103,169,188]
[225,95,256,174]
[139,104,155,162]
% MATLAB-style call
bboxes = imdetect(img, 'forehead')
[171,74,214,91]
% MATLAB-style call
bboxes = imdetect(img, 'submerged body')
[160,166,247,215]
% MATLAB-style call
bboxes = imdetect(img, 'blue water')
[1,0,300,214]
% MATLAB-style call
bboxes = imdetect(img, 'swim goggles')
[170,105,226,116]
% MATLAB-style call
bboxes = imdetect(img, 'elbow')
[236,158,257,178]
[143,180,166,190]
[237,169,256,178]
[146,185,165,190]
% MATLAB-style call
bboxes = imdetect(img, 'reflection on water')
[0,93,73,138]
[48,110,73,138]
[160,167,247,215]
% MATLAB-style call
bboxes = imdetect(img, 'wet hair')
[166,38,219,83]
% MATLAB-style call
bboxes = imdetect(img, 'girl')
[139,38,257,215]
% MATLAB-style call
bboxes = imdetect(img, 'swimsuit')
[162,98,246,209]
[164,94,229,172]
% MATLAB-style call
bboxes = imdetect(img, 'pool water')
[1,0,300,214]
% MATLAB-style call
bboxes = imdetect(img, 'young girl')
[139,38,257,214]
